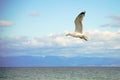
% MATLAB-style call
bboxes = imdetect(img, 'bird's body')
[66,32,83,38]
[66,11,88,41]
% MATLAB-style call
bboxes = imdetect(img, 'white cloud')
[0,30,120,57]
[29,12,39,17]
[101,15,120,27]
[0,20,13,27]
[108,15,120,21]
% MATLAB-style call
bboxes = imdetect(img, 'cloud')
[101,15,120,27]
[0,20,13,27]
[29,12,39,17]
[0,30,120,57]
[108,15,120,21]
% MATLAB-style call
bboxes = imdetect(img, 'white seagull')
[66,11,88,41]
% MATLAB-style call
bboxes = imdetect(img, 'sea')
[0,67,120,80]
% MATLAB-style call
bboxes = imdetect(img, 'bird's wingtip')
[80,11,86,15]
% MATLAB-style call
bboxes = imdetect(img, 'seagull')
[66,11,88,41]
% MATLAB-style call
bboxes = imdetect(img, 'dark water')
[0,67,120,80]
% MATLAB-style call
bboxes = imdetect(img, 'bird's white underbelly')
[73,32,83,38]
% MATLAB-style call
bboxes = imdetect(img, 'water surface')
[0,67,120,80]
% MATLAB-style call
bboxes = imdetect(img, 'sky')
[0,0,120,66]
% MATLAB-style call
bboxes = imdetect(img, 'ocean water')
[0,67,120,80]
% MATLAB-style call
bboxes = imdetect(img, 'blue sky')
[1,0,119,37]
[0,0,120,66]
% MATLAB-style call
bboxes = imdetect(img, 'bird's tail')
[83,34,88,41]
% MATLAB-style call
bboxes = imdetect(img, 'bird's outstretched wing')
[74,11,85,33]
